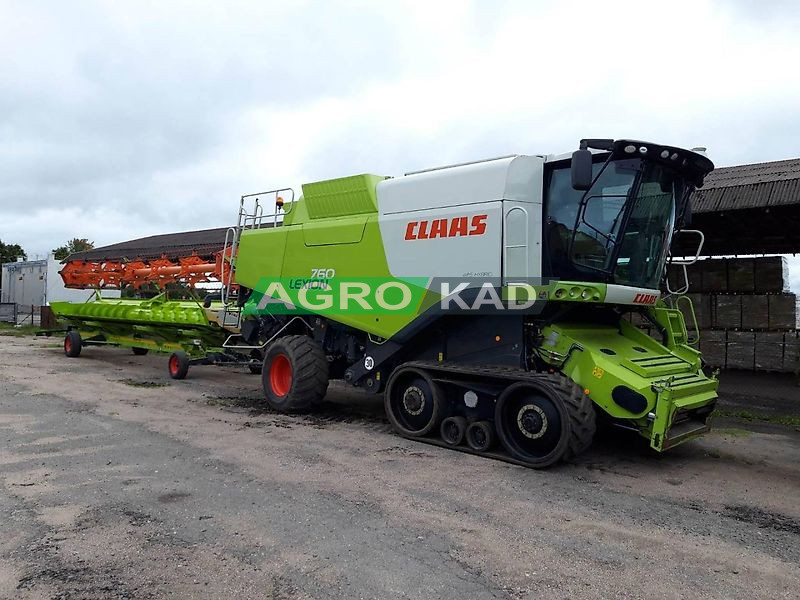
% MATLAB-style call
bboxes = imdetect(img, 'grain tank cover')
[301,174,388,219]
[376,155,544,214]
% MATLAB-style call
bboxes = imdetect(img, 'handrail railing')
[218,187,295,331]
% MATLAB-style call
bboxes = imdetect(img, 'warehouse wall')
[667,256,799,373]
[0,259,47,306]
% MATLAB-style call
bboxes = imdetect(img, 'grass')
[0,323,40,337]
[119,379,169,388]
[713,408,800,428]
[713,427,753,438]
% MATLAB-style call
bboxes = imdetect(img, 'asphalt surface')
[1,336,799,599]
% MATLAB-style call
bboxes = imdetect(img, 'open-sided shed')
[676,157,800,256]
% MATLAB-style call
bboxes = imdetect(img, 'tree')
[0,239,27,265]
[52,238,95,261]
[0,240,27,292]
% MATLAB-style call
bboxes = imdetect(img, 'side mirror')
[571,148,593,190]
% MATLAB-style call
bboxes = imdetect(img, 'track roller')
[64,330,82,358]
[440,416,467,446]
[168,351,190,380]
[385,367,443,437]
[465,420,495,452]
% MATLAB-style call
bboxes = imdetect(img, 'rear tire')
[262,335,329,412]
[440,416,467,446]
[132,347,149,356]
[168,351,190,380]
[64,331,81,358]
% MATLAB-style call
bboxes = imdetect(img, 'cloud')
[1,0,799,289]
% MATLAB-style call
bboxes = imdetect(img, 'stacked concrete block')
[699,330,726,369]
[687,262,704,292]
[701,259,727,292]
[673,256,788,294]
[661,257,797,372]
[713,295,742,329]
[767,294,800,330]
[677,294,711,330]
[727,258,755,292]
[725,331,755,370]
[754,332,786,372]
[754,256,790,293]
[741,294,769,329]
[784,332,799,373]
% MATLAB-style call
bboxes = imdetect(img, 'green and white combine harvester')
[52,138,718,467]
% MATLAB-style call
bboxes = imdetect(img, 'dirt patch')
[1,335,799,599]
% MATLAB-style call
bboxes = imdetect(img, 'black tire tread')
[64,330,81,358]
[538,373,596,460]
[384,368,443,437]
[263,335,329,412]
[395,361,596,466]
[169,351,190,380]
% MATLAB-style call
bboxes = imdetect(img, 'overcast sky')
[2,0,799,289]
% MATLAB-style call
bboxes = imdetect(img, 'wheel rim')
[471,427,487,447]
[269,354,292,397]
[496,388,564,463]
[169,355,179,376]
[64,337,72,353]
[389,378,436,435]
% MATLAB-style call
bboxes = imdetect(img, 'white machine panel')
[377,155,545,285]
[379,202,503,281]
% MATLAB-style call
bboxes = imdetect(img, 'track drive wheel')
[440,416,467,446]
[168,351,190,380]
[494,375,595,468]
[132,347,149,356]
[385,367,444,437]
[64,330,82,358]
[466,420,495,452]
[262,335,329,412]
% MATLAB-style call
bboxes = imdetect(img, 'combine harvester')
[53,139,718,467]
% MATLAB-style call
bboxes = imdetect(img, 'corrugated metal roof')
[65,227,232,262]
[692,157,800,213]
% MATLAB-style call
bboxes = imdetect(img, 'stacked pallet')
[667,256,799,372]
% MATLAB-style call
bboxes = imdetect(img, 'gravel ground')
[0,335,798,599]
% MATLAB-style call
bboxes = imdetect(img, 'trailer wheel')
[494,375,595,468]
[248,349,263,375]
[262,335,329,412]
[168,351,190,380]
[384,367,443,437]
[466,420,495,452]
[64,331,81,358]
[132,347,149,356]
[440,416,467,446]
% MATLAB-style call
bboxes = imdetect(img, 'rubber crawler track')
[390,361,597,468]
